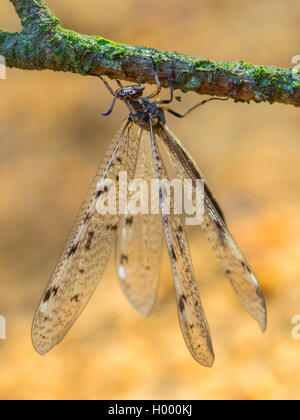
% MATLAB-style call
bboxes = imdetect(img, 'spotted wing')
[116,131,163,316]
[160,125,267,331]
[149,125,214,367]
[32,121,140,354]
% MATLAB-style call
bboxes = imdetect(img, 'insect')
[32,59,267,367]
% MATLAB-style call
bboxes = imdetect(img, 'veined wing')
[116,131,163,316]
[32,121,140,355]
[149,124,214,367]
[160,124,267,332]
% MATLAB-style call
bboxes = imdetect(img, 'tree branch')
[10,0,58,32]
[1,0,299,106]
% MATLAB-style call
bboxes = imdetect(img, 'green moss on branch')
[1,0,299,107]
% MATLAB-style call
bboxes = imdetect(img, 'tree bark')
[1,0,299,107]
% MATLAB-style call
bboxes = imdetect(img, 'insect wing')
[116,131,163,316]
[160,125,267,332]
[32,121,140,354]
[150,126,214,367]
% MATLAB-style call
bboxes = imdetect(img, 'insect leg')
[147,57,162,99]
[98,75,116,96]
[160,97,228,118]
[156,61,174,105]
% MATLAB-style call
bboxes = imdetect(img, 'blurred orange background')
[0,0,300,400]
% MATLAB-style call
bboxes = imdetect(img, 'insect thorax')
[129,100,166,132]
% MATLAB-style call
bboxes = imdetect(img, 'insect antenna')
[97,75,119,116]
[102,96,118,116]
